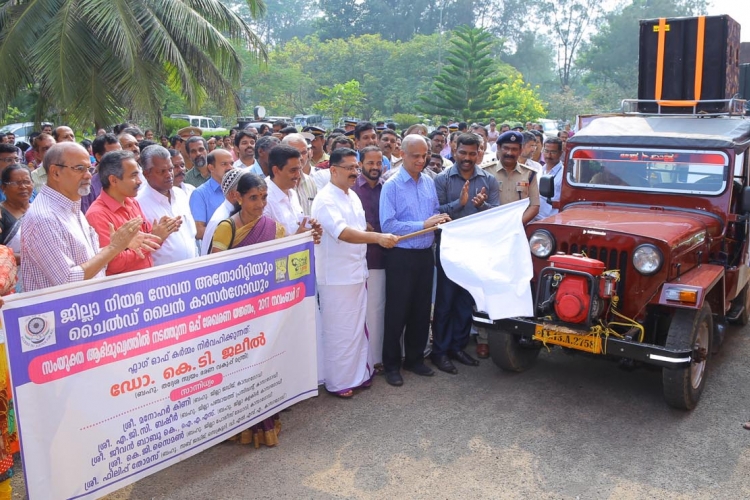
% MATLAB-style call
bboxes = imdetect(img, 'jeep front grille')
[562,243,629,297]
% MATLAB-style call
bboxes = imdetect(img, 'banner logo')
[288,250,310,280]
[19,312,56,352]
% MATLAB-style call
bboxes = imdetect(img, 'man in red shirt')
[85,150,164,275]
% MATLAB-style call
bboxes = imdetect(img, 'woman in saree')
[0,164,33,263]
[211,172,285,447]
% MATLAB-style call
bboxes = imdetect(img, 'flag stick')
[396,225,440,242]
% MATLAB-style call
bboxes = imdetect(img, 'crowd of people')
[0,117,569,452]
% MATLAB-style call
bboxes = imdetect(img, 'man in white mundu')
[311,148,398,398]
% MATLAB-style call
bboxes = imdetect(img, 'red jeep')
[474,100,750,409]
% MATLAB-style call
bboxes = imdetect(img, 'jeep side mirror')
[742,186,750,214]
[539,175,555,202]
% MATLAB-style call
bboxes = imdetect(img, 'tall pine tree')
[419,26,504,120]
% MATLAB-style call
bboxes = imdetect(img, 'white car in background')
[537,119,560,141]
[0,122,47,146]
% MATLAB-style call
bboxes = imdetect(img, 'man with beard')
[138,145,196,266]
[352,145,388,371]
[432,133,499,374]
[312,147,398,397]
[233,130,259,173]
[476,131,539,359]
[21,143,155,291]
[86,150,165,275]
[184,136,210,188]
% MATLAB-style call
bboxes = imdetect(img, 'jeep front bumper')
[472,312,693,369]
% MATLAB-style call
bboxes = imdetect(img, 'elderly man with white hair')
[137,145,197,266]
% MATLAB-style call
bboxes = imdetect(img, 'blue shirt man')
[189,149,234,241]
[378,135,450,387]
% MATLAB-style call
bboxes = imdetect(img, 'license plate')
[533,325,602,354]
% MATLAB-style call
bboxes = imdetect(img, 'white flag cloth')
[439,198,534,320]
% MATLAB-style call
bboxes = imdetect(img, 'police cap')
[496,131,524,145]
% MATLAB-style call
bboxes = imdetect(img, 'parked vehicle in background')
[293,115,324,128]
[169,114,226,133]
[538,119,560,141]
[0,122,51,145]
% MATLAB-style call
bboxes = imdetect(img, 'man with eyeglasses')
[21,143,157,292]
[312,147,397,397]
[534,137,564,221]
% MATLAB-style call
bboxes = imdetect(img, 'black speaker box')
[638,15,741,113]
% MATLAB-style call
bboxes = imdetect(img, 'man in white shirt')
[535,137,564,221]
[311,147,398,397]
[200,168,243,256]
[281,133,318,216]
[263,144,319,236]
[137,145,197,266]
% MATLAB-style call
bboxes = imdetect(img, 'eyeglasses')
[0,157,19,164]
[52,163,89,173]
[4,180,33,187]
[542,149,561,155]
[332,165,361,172]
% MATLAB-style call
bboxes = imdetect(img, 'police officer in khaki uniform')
[476,131,540,359]
[482,131,540,224]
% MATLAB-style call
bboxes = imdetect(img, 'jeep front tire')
[662,304,712,410]
[488,329,540,372]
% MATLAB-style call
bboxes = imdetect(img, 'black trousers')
[382,247,434,372]
[432,244,474,356]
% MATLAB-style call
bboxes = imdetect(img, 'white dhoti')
[365,269,386,367]
[318,282,372,393]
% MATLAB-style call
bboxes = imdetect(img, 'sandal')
[332,389,354,398]
[743,422,750,430]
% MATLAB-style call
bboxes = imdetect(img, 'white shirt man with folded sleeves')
[312,147,398,397]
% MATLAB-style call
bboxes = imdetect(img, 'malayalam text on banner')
[0,233,318,500]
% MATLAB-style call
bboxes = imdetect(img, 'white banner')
[439,199,534,320]
[0,233,318,499]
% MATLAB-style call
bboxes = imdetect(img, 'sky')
[706,0,750,41]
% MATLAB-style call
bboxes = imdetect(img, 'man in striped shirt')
[21,143,155,292]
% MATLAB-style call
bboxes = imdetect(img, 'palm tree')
[0,0,266,129]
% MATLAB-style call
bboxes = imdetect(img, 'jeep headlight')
[529,230,555,258]
[633,244,662,275]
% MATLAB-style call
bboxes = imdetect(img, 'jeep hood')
[535,204,722,246]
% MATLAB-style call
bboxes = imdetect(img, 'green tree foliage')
[419,26,505,120]
[490,75,547,122]
[501,31,557,92]
[315,0,476,42]
[577,0,707,107]
[540,0,601,89]
[0,0,266,128]
[312,80,366,125]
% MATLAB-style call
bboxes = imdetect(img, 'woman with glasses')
[0,164,32,261]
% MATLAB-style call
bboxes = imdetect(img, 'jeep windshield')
[567,147,728,195]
